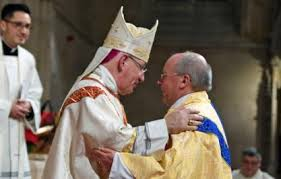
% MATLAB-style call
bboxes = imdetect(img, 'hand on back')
[165,107,203,134]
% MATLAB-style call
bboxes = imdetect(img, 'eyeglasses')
[127,55,147,74]
[4,19,32,30]
[159,73,179,81]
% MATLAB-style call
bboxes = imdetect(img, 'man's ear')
[0,20,6,32]
[117,55,128,72]
[179,74,191,89]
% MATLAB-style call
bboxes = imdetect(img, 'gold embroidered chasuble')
[120,91,232,179]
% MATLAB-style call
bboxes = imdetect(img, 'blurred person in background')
[232,147,274,179]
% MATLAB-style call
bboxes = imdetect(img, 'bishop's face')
[117,54,147,96]
[0,11,31,48]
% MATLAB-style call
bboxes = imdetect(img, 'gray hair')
[175,51,212,91]
[242,147,262,161]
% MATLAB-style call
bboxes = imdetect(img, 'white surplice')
[0,39,43,179]
[232,169,275,179]
[43,65,168,179]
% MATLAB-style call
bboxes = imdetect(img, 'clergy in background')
[0,3,43,179]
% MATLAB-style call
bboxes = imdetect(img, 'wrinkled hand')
[165,107,203,134]
[87,147,116,178]
[9,100,31,120]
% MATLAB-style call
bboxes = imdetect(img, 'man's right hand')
[87,147,116,178]
[9,101,31,120]
[165,107,203,134]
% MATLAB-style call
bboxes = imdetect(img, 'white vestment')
[232,169,275,179]
[43,65,168,179]
[0,39,43,179]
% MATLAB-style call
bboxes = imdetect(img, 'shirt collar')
[170,93,192,109]
[2,40,18,56]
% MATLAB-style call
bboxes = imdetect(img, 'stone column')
[268,56,281,175]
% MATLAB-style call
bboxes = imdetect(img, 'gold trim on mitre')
[103,6,158,63]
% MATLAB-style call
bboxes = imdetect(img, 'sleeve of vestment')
[23,59,43,131]
[133,119,169,155]
[79,94,168,153]
[109,153,134,179]
[79,93,136,151]
[108,119,169,178]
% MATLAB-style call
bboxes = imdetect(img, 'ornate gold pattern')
[102,7,158,63]
[126,23,150,38]
[103,36,126,49]
[133,47,149,60]
[80,76,127,125]
[60,86,105,116]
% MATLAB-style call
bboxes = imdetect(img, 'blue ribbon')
[197,117,231,166]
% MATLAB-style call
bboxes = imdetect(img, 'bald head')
[174,51,212,92]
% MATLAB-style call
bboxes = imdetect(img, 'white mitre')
[76,6,158,82]
[103,6,158,63]
[62,6,158,105]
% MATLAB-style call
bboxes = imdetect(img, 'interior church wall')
[121,46,265,168]
[1,0,279,175]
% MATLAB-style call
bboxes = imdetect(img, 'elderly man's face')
[0,11,31,48]
[157,55,183,106]
[240,155,261,177]
[117,54,146,95]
